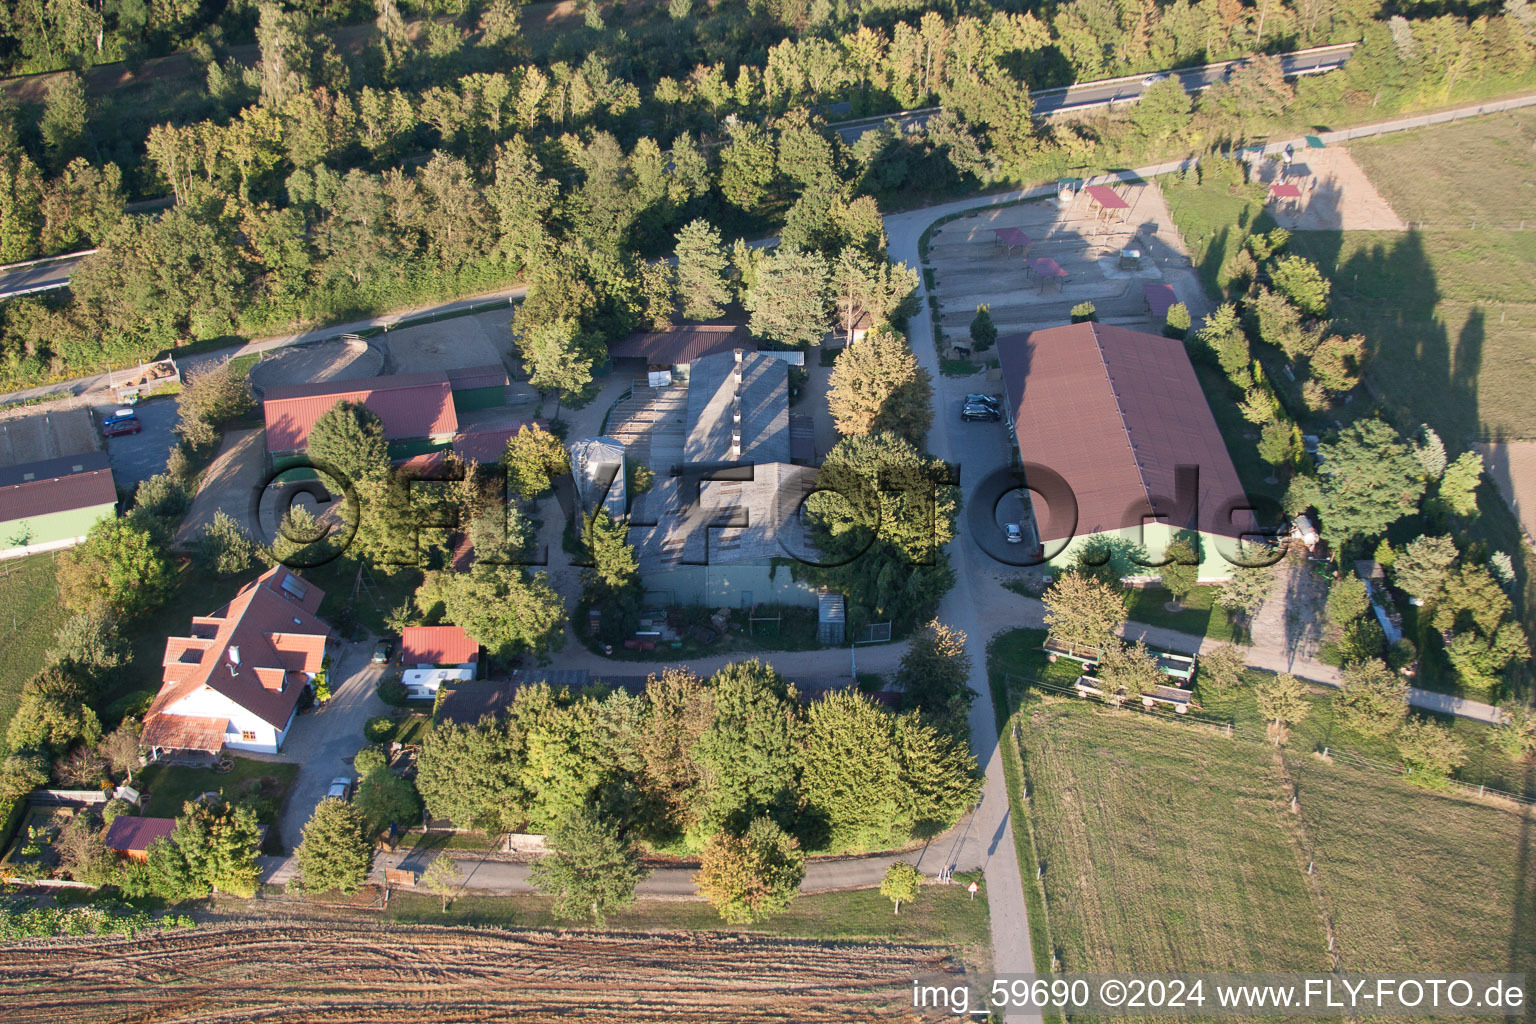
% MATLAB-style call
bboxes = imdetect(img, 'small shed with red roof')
[400,625,479,668]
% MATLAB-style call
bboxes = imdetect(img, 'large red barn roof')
[263,373,458,453]
[997,322,1252,544]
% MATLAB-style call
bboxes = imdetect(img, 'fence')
[1319,745,1536,808]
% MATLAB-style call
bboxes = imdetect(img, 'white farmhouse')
[142,566,331,758]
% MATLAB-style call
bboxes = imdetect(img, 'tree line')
[2,0,1533,390]
[415,660,980,856]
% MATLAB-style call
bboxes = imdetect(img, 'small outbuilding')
[817,593,846,646]
[104,815,177,862]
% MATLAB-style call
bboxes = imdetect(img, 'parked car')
[1142,73,1171,86]
[961,403,1001,422]
[1004,523,1024,544]
[965,393,1002,409]
[1222,60,1248,80]
[371,640,393,665]
[327,777,353,801]
[101,414,141,437]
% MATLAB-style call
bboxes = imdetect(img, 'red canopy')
[1143,283,1178,318]
[1031,257,1067,278]
[1084,185,1130,210]
[993,227,1032,248]
[1269,183,1303,199]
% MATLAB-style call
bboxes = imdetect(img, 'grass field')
[137,757,299,825]
[0,552,61,739]
[385,874,992,958]
[992,627,1536,1018]
[1123,584,1247,644]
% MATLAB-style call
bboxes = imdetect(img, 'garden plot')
[925,183,1208,351]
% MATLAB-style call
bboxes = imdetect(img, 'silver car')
[327,777,353,801]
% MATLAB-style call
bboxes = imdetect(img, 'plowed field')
[0,918,952,1023]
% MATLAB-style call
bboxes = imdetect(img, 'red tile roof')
[609,324,751,366]
[104,815,177,854]
[146,566,330,732]
[0,450,117,523]
[997,322,1252,544]
[140,714,229,754]
[400,625,479,667]
[263,373,458,453]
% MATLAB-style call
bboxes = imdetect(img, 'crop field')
[0,918,956,1023]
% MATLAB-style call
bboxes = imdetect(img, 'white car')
[1142,73,1171,87]
[1004,523,1024,544]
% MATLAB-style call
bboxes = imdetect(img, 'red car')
[102,415,141,437]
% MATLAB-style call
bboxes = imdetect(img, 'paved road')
[269,639,386,855]
[885,195,1042,1023]
[833,43,1355,143]
[0,253,87,300]
[0,284,527,409]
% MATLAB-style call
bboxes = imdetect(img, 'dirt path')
[0,918,944,1023]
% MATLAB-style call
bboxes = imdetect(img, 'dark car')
[101,415,141,437]
[371,640,393,665]
[965,393,1002,409]
[961,403,1001,422]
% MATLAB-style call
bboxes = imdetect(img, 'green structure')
[0,450,118,560]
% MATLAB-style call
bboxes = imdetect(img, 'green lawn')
[384,872,992,965]
[137,757,299,828]
[995,667,1536,1013]
[1123,584,1246,644]
[0,552,62,739]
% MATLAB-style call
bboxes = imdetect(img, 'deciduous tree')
[306,399,389,485]
[1336,658,1409,738]
[56,518,172,619]
[694,815,805,924]
[1042,571,1126,649]
[826,326,932,444]
[881,861,921,914]
[502,423,570,500]
[530,805,645,925]
[1255,672,1310,733]
[894,620,972,739]
[173,799,264,899]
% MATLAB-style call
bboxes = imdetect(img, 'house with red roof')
[142,566,331,758]
[399,625,479,700]
[0,451,118,561]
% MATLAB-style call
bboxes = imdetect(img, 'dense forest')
[0,0,1533,389]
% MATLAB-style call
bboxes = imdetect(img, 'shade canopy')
[1084,185,1130,210]
[1269,183,1303,199]
[1030,256,1067,278]
[993,227,1032,248]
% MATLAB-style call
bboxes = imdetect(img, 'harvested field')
[0,918,950,1023]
